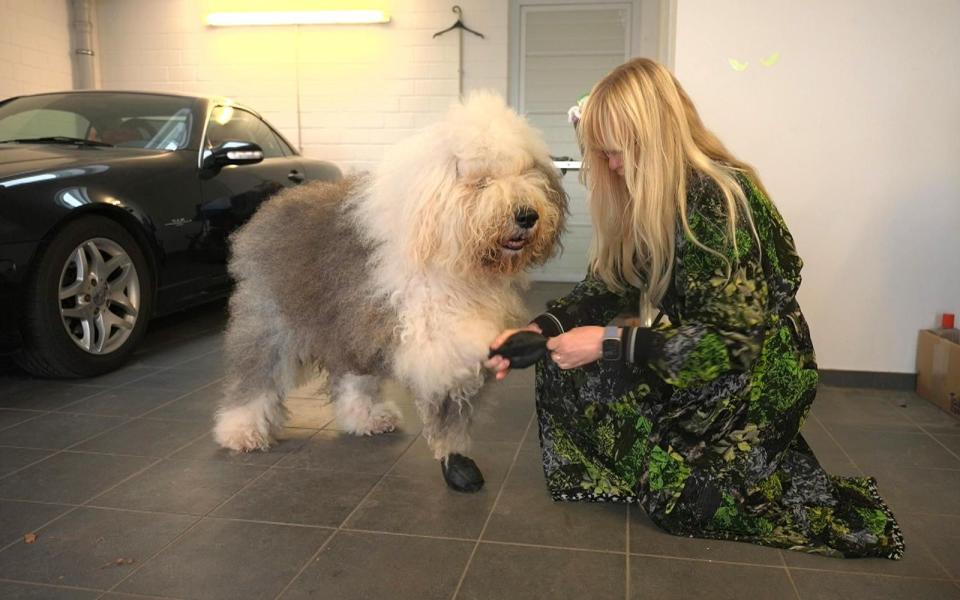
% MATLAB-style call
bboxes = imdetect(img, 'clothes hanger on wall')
[432,5,485,39]
[432,6,485,98]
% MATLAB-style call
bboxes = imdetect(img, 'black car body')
[0,91,340,376]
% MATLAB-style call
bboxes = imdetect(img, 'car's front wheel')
[16,216,154,378]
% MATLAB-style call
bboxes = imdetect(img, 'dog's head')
[369,92,568,279]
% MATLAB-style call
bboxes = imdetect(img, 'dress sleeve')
[622,179,768,389]
[531,272,641,337]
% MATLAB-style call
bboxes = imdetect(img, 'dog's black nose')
[515,208,539,229]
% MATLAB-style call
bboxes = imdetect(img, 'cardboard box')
[916,329,960,417]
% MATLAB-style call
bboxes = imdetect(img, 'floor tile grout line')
[94,424,327,596]
[481,538,624,556]
[900,409,960,463]
[822,405,960,470]
[0,576,142,596]
[625,504,630,600]
[812,412,958,580]
[1,424,306,596]
[0,505,82,557]
[782,565,958,582]
[778,550,803,600]
[810,413,864,475]
[0,407,50,416]
[270,432,422,600]
[0,418,135,485]
[0,377,226,486]
[0,496,655,558]
[0,416,216,458]
[95,590,187,600]
[125,334,225,368]
[36,408,219,421]
[130,377,226,421]
[0,497,84,508]
[899,510,960,518]
[339,527,476,544]
[635,550,960,583]
[0,335,226,566]
[450,412,536,600]
[74,412,254,596]
[53,344,226,416]
[0,410,48,434]
[22,425,226,558]
[0,445,210,460]
[7,359,956,594]
[0,495,678,555]
[627,552,807,572]
[79,429,217,509]
[0,450,57,484]
[870,465,960,473]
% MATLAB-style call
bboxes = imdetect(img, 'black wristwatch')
[601,326,621,362]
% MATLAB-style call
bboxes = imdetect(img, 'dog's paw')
[359,401,403,436]
[213,407,273,452]
[441,454,485,493]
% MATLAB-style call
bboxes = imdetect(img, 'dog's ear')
[537,160,569,216]
[536,158,570,238]
[409,157,459,269]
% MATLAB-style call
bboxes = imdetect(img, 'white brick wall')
[0,0,74,99]
[95,0,510,171]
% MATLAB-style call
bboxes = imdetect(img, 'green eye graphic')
[728,58,749,72]
[761,52,781,67]
[728,52,781,71]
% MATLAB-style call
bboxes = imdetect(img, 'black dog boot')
[441,454,485,493]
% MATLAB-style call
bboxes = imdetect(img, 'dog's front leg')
[418,392,485,493]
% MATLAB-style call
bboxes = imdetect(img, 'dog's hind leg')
[214,287,302,452]
[331,372,402,436]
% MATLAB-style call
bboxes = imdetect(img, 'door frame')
[508,0,676,111]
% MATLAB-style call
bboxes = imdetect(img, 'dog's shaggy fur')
[213,92,567,466]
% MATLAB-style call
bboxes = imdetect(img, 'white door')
[511,0,667,281]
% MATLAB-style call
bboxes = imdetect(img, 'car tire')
[15,216,154,378]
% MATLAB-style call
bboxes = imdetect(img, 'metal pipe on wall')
[70,0,96,89]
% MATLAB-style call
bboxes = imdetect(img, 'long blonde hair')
[578,58,765,307]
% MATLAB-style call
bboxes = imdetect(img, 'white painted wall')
[673,0,960,373]
[7,0,954,373]
[0,0,74,99]
[94,0,509,171]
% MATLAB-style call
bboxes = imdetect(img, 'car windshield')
[0,93,195,150]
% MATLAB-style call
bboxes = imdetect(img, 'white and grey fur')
[214,92,567,462]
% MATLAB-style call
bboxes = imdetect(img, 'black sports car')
[0,91,341,377]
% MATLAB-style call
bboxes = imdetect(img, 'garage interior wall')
[673,0,960,375]
[0,0,74,99]
[1,0,957,377]
[93,0,509,172]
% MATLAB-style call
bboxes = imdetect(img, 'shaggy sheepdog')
[213,92,567,492]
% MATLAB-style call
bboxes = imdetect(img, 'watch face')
[602,338,621,360]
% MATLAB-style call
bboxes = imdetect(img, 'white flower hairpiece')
[567,94,590,126]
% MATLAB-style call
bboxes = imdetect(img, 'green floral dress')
[532,171,904,559]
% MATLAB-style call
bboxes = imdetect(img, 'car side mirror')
[202,141,264,169]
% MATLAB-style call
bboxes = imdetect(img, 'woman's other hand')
[485,324,542,381]
[546,326,608,369]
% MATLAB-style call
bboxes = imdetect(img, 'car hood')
[0,144,171,183]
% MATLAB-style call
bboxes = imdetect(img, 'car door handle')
[287,170,305,183]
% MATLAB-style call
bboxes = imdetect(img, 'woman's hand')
[547,326,608,370]
[485,324,542,381]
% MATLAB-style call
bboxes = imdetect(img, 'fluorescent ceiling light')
[206,10,390,26]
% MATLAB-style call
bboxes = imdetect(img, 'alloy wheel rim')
[58,237,140,354]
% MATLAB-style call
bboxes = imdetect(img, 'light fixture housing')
[205,10,390,26]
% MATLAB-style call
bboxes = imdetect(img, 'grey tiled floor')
[0,286,959,599]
